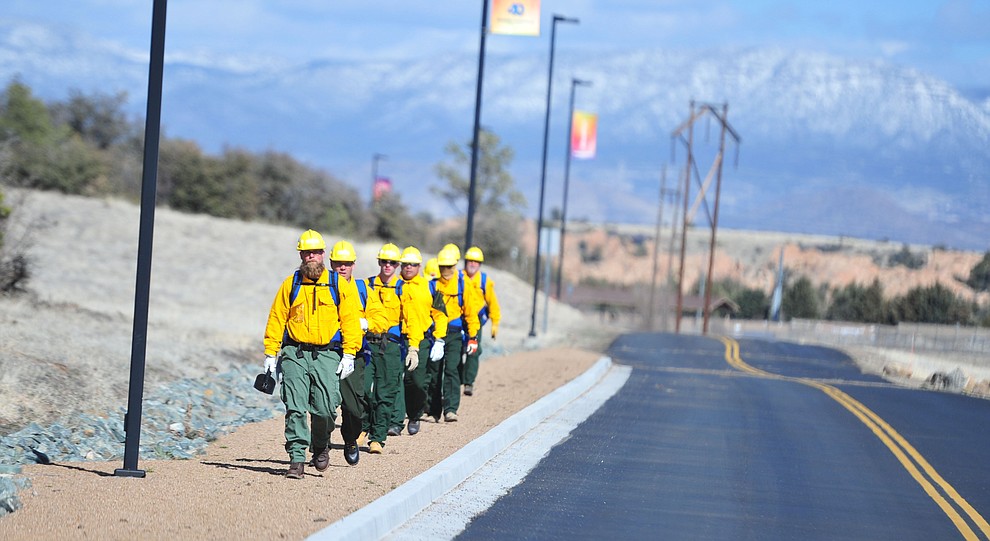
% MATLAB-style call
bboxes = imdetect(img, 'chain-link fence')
[701,318,990,355]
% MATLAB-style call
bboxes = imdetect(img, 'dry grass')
[0,188,614,432]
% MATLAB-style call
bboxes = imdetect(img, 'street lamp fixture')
[529,14,579,338]
[465,0,490,251]
[555,77,592,300]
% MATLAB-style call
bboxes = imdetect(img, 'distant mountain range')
[2,20,989,250]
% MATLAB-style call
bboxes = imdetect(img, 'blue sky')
[6,0,990,90]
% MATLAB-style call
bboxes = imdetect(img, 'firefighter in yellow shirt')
[391,246,448,435]
[460,246,501,396]
[263,230,363,479]
[424,257,440,279]
[364,243,405,453]
[327,240,373,466]
[426,244,484,422]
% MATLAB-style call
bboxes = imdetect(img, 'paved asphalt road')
[456,333,990,540]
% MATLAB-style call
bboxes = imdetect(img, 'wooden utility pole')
[670,101,740,334]
[674,101,695,333]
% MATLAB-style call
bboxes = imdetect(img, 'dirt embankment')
[528,220,987,301]
[0,188,615,433]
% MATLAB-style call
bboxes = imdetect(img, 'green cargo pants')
[367,338,403,444]
[337,350,365,446]
[459,331,483,387]
[427,329,463,418]
[279,344,341,463]
[392,339,431,426]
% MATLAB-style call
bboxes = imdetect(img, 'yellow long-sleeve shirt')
[338,273,383,347]
[398,274,448,346]
[432,271,483,339]
[465,269,500,329]
[264,269,363,357]
[366,274,402,335]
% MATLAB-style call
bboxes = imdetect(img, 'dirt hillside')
[0,188,615,433]
[521,220,988,302]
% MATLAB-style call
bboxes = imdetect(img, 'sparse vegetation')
[889,282,974,325]
[432,127,525,266]
[782,276,823,321]
[887,244,927,269]
[0,189,29,293]
[965,251,990,292]
[0,78,439,246]
[825,279,891,324]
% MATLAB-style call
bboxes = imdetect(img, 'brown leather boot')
[311,447,330,472]
[285,461,305,479]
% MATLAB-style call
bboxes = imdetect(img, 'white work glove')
[429,339,445,362]
[264,355,279,381]
[466,338,479,356]
[360,318,369,331]
[405,349,419,371]
[337,353,356,380]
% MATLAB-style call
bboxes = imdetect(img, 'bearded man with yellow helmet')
[263,230,363,478]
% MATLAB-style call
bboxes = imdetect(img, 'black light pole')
[529,14,579,337]
[371,152,386,204]
[465,0,489,252]
[554,77,591,300]
[115,0,168,478]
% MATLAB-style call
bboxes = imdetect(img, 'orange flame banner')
[571,110,597,159]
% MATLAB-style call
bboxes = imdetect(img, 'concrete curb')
[309,356,614,540]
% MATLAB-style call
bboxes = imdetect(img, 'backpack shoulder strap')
[289,269,302,304]
[355,278,368,308]
[327,270,339,305]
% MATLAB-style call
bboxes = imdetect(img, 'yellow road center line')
[718,337,988,540]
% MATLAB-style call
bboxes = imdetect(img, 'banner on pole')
[373,176,392,201]
[571,110,598,159]
[490,0,541,36]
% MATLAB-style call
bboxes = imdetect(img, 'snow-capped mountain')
[2,20,989,249]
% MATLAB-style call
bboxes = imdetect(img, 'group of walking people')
[262,229,500,479]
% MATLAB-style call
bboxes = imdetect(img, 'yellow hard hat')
[400,246,423,265]
[437,245,460,267]
[465,246,484,263]
[297,230,326,251]
[442,243,461,261]
[377,243,401,261]
[424,258,440,278]
[329,240,357,262]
